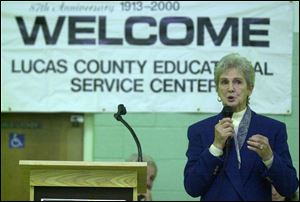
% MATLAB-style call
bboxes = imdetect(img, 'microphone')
[222,106,233,119]
[222,106,233,151]
[114,104,127,121]
[114,104,143,162]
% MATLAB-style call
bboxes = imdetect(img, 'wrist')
[262,153,273,161]
[209,144,223,157]
[213,142,224,150]
[262,155,274,169]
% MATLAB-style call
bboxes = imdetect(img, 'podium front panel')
[34,186,133,201]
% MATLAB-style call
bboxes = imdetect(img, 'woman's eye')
[234,80,242,84]
[220,80,228,84]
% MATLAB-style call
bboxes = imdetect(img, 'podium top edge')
[19,160,147,168]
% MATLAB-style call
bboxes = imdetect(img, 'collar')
[232,107,247,122]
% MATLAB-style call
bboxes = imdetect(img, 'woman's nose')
[228,82,234,92]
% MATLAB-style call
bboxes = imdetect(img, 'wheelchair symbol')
[9,133,24,148]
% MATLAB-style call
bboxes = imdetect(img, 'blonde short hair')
[126,153,157,177]
[214,53,255,91]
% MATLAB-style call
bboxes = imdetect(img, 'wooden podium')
[19,160,147,201]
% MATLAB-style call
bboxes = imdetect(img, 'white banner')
[1,1,293,113]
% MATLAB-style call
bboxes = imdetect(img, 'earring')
[217,97,222,102]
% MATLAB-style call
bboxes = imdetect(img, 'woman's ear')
[248,85,254,96]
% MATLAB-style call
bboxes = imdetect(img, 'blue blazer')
[184,110,298,201]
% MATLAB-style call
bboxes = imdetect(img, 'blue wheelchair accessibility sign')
[9,133,25,148]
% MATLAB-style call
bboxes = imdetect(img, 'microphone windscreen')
[118,104,127,115]
[222,106,233,118]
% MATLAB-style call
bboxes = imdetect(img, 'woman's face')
[218,68,253,112]
[147,165,156,190]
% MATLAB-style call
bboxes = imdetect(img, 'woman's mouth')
[227,96,235,102]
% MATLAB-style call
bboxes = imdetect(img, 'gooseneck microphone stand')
[114,104,143,162]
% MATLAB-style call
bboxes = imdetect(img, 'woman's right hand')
[214,118,234,150]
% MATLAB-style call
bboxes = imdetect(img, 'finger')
[249,134,267,142]
[247,139,260,147]
[249,135,269,148]
[222,122,234,128]
[247,145,261,152]
[247,140,264,150]
[216,124,233,133]
[219,118,232,124]
[223,128,234,135]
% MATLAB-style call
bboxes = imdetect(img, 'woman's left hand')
[247,134,273,161]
